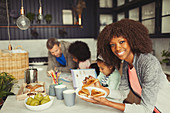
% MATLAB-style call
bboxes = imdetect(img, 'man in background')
[46,38,76,74]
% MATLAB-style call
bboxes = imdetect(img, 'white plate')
[76,87,107,99]
[24,95,54,111]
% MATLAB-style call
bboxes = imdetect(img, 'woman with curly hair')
[80,19,170,113]
[68,41,91,69]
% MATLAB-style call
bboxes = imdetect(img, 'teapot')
[24,67,38,84]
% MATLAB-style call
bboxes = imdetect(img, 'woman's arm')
[80,96,125,111]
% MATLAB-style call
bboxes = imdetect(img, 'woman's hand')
[80,96,109,106]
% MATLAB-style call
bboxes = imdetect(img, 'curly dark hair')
[97,19,152,68]
[68,41,91,62]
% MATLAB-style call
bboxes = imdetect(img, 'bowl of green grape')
[24,93,54,111]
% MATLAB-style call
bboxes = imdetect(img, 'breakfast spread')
[16,82,46,100]
[23,83,44,94]
[26,93,51,106]
[78,76,105,97]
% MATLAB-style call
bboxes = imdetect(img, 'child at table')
[68,41,91,69]
[97,55,121,90]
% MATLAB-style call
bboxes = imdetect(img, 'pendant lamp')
[16,0,30,30]
[38,0,43,20]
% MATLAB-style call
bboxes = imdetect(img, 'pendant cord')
[21,0,23,7]
[6,0,11,44]
[39,0,42,7]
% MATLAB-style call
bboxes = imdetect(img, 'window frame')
[97,0,170,38]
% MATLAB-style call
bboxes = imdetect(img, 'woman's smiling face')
[109,36,134,64]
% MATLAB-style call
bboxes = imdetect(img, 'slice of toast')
[78,88,90,97]
[91,89,105,97]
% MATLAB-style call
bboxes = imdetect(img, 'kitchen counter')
[161,64,170,81]
[0,66,122,113]
[161,64,170,75]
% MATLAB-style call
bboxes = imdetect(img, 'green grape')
[34,93,43,101]
[40,99,50,105]
[26,97,33,105]
[43,95,50,101]
[30,99,39,106]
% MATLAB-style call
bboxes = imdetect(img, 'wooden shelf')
[0,25,83,28]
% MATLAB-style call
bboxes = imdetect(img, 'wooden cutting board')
[16,82,46,100]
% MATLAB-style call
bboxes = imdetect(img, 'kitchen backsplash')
[0,38,97,61]
[0,38,169,62]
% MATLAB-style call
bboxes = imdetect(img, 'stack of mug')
[49,84,76,107]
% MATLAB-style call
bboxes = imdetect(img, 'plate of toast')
[76,87,107,99]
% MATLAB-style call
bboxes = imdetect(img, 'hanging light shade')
[38,0,43,20]
[16,0,30,30]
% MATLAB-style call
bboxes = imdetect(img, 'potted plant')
[26,12,35,23]
[44,14,52,24]
[0,72,17,107]
[161,50,170,66]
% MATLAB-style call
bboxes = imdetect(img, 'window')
[162,0,170,33]
[117,12,125,21]
[142,2,155,34]
[129,8,139,21]
[97,0,170,38]
[99,0,112,8]
[117,0,125,7]
[98,0,113,33]
[99,14,112,31]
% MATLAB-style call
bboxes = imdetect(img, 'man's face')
[49,44,62,57]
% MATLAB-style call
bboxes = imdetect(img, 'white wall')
[0,38,97,61]
[151,38,170,61]
[0,38,169,62]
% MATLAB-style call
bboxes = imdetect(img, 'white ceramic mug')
[54,85,67,100]
[63,89,76,107]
